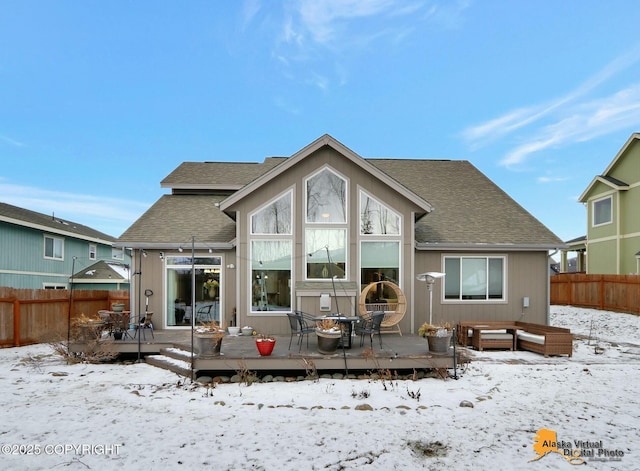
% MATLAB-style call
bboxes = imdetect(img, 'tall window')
[165,256,222,327]
[89,244,97,260]
[359,190,402,291]
[305,167,348,279]
[251,241,292,311]
[306,168,346,223]
[444,256,505,301]
[593,196,612,226]
[251,191,292,234]
[44,235,63,260]
[249,192,293,313]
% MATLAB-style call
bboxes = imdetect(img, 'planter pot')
[113,331,124,340]
[195,333,223,357]
[316,330,342,354]
[79,322,104,341]
[255,339,276,356]
[427,333,452,354]
[111,303,125,313]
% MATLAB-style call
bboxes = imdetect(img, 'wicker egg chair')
[358,281,406,335]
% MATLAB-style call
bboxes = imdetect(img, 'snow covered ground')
[1,305,638,471]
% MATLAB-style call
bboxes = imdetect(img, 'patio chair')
[196,304,215,323]
[134,312,154,340]
[358,311,385,349]
[286,311,315,352]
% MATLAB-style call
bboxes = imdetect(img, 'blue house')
[0,202,130,289]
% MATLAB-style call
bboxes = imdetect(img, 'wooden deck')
[70,330,464,377]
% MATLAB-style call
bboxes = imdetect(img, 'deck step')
[159,345,194,362]
[145,354,193,378]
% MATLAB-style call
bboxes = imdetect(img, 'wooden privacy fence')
[0,288,129,347]
[550,274,640,314]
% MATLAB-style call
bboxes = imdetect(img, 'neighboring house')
[117,134,565,335]
[575,132,640,274]
[71,260,130,290]
[0,202,129,289]
[559,235,587,273]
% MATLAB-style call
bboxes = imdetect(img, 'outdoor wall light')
[178,247,183,253]
[159,252,164,260]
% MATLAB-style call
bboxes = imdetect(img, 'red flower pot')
[255,339,276,356]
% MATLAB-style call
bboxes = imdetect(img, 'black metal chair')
[286,311,316,351]
[359,311,385,349]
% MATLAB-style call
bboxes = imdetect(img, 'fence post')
[599,275,605,310]
[13,300,20,347]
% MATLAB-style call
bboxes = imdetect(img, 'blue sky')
[1,1,639,243]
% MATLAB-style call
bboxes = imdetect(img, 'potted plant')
[315,318,343,354]
[203,279,219,298]
[194,320,225,357]
[255,334,276,356]
[418,322,453,354]
[73,313,105,341]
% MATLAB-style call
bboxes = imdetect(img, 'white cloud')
[500,84,640,167]
[461,47,640,169]
[0,183,149,236]
[0,134,24,147]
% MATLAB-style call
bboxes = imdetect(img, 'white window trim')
[43,234,64,261]
[592,195,613,227]
[249,239,293,315]
[359,240,402,289]
[89,244,97,260]
[304,228,348,281]
[304,165,349,225]
[441,254,508,304]
[359,187,402,237]
[249,188,294,235]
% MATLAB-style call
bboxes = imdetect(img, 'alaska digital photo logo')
[529,428,625,465]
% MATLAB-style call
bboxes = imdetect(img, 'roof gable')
[219,134,433,215]
[579,132,639,202]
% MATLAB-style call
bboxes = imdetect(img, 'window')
[306,229,346,279]
[306,168,347,223]
[444,256,505,301]
[44,235,63,260]
[360,191,400,235]
[593,196,612,226]
[165,256,222,327]
[251,191,292,234]
[89,244,97,260]
[112,248,124,260]
[360,241,400,290]
[251,241,292,312]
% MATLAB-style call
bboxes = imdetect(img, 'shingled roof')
[119,140,564,249]
[118,194,236,248]
[0,201,115,243]
[369,159,563,247]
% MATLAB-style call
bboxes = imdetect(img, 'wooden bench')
[457,320,573,357]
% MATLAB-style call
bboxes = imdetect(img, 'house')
[571,132,640,274]
[0,202,129,289]
[70,260,130,290]
[117,134,565,335]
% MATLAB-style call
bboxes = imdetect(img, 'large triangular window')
[360,191,400,235]
[251,191,292,235]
